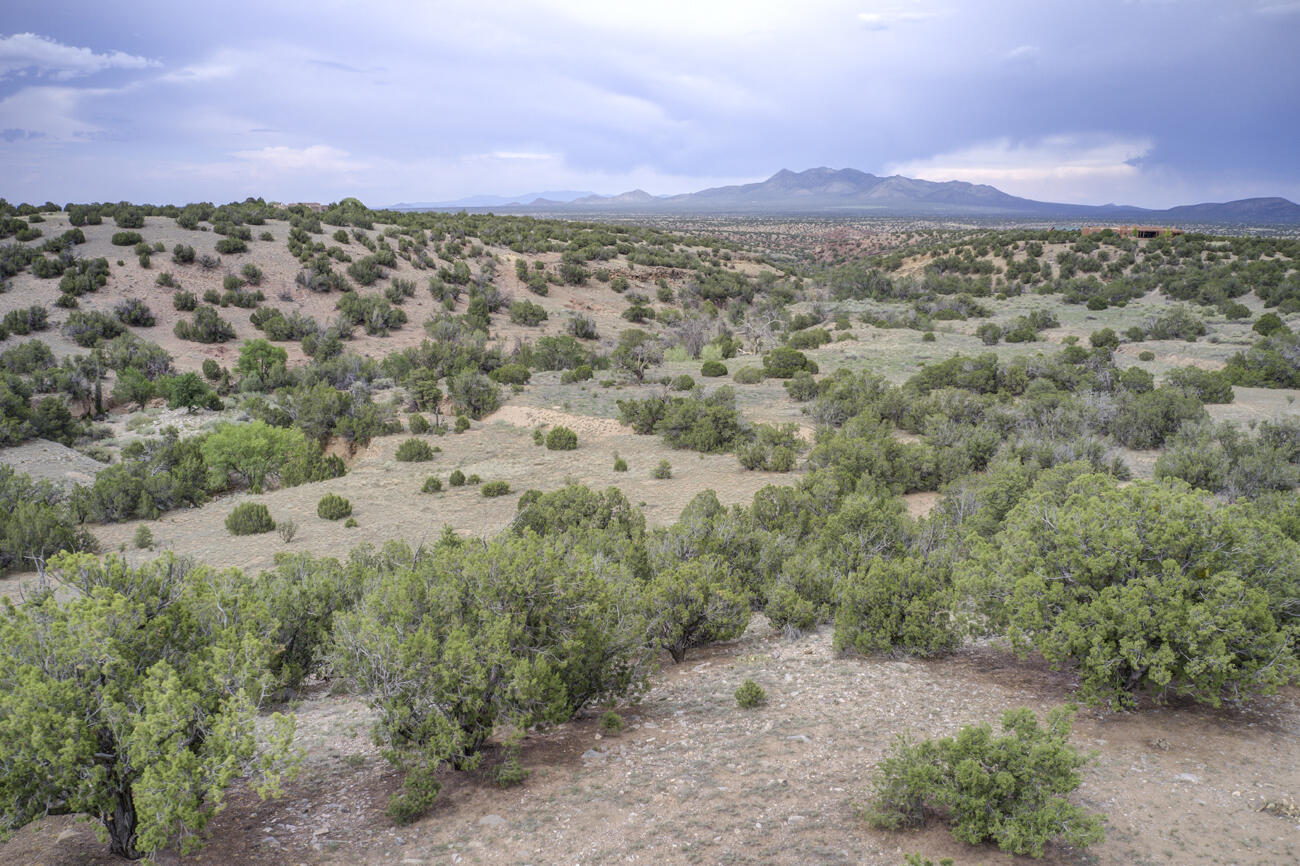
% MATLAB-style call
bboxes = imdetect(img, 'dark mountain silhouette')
[388,190,595,209]
[394,168,1300,223]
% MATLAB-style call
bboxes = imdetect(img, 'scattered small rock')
[1175,773,1200,784]
[478,814,506,827]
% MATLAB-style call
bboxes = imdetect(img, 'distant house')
[1081,225,1184,239]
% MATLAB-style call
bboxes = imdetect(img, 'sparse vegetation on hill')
[0,199,1299,862]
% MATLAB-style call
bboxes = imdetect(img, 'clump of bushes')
[762,347,817,379]
[395,438,435,462]
[113,298,155,327]
[653,459,672,479]
[862,707,1104,858]
[174,306,236,343]
[317,493,353,520]
[449,469,466,487]
[732,366,765,384]
[545,426,578,451]
[421,476,442,493]
[481,480,511,497]
[225,502,275,535]
[834,557,957,657]
[408,413,430,434]
[735,679,766,709]
[701,360,727,377]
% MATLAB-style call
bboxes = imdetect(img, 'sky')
[1,0,1297,209]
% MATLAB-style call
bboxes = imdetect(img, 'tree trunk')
[105,786,141,860]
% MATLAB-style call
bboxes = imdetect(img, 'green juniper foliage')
[0,553,297,859]
[863,706,1103,857]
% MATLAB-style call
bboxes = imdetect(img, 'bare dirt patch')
[0,439,107,488]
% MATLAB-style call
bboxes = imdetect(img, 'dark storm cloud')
[0,0,1295,207]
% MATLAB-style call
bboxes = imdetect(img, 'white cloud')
[1256,1,1300,13]
[230,145,365,174]
[886,134,1157,204]
[1002,44,1039,61]
[0,85,106,139]
[474,151,555,161]
[0,33,158,81]
[857,8,937,30]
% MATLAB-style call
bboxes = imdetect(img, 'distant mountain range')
[389,190,596,209]
[389,167,1300,224]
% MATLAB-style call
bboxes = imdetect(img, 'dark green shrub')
[173,290,197,311]
[599,711,624,734]
[132,524,153,550]
[2,306,48,336]
[509,299,548,326]
[763,347,817,379]
[1165,366,1234,404]
[560,364,593,384]
[448,369,500,419]
[734,679,766,709]
[174,306,236,343]
[975,322,1003,345]
[784,370,817,401]
[863,707,1104,857]
[111,231,143,247]
[645,557,749,662]
[613,456,628,472]
[834,558,958,657]
[63,309,125,347]
[963,474,1300,708]
[421,476,442,493]
[700,360,727,377]
[481,480,510,497]
[449,469,466,486]
[489,363,531,385]
[408,413,430,434]
[113,298,155,327]
[1089,328,1119,350]
[1254,312,1286,337]
[215,237,247,255]
[329,534,651,822]
[454,415,470,433]
[201,359,221,381]
[545,426,578,451]
[1138,350,1155,361]
[317,493,352,520]
[921,331,936,342]
[344,516,358,528]
[114,207,145,228]
[652,459,672,479]
[568,314,598,339]
[172,244,196,264]
[224,502,275,535]
[732,366,764,384]
[395,438,435,462]
[671,374,695,392]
